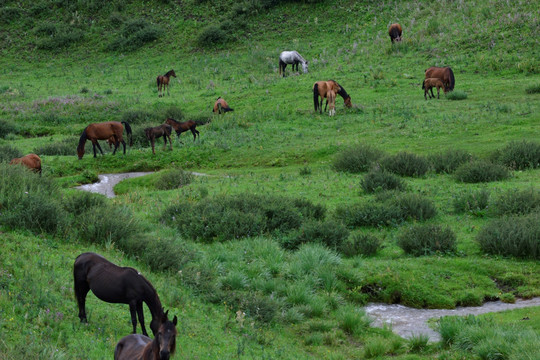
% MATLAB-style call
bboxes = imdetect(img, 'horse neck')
[142,339,159,360]
[140,281,163,319]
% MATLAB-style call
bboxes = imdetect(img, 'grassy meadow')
[1,0,539,358]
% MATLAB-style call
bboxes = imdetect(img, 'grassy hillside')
[1,0,539,359]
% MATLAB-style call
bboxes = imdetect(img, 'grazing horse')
[114,311,178,360]
[423,78,446,99]
[145,124,173,154]
[213,97,234,114]
[424,66,455,92]
[388,23,402,43]
[279,51,308,77]
[157,70,176,97]
[10,154,42,175]
[77,121,132,160]
[73,252,164,337]
[313,80,351,116]
[164,118,200,142]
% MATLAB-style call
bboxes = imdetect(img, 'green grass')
[0,0,539,358]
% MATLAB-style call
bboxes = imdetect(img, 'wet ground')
[365,297,540,341]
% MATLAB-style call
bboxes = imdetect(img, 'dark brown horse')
[73,252,164,337]
[389,23,402,43]
[145,124,173,154]
[423,78,446,99]
[313,80,352,116]
[114,311,178,360]
[10,153,42,175]
[213,97,234,114]
[424,66,455,92]
[157,70,176,97]
[164,118,200,142]
[77,121,132,160]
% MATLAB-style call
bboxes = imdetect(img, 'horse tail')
[122,121,133,146]
[156,76,161,87]
[421,79,425,90]
[313,83,319,112]
[447,67,455,91]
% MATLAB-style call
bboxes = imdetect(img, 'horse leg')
[73,274,90,323]
[136,302,148,337]
[167,135,172,150]
[191,128,199,141]
[437,87,440,99]
[129,302,139,335]
[166,84,170,96]
[121,139,126,155]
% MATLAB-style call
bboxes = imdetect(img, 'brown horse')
[157,70,176,97]
[114,311,178,360]
[77,121,132,160]
[424,66,455,92]
[10,154,42,175]
[423,78,446,99]
[389,23,402,43]
[313,80,351,116]
[73,252,164,337]
[164,118,200,142]
[145,124,173,154]
[213,97,234,114]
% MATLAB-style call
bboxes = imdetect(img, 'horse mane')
[336,83,349,100]
[166,117,180,125]
[77,127,88,153]
[447,67,455,91]
[165,69,175,77]
[295,51,307,63]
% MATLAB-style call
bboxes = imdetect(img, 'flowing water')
[75,172,153,198]
[365,297,540,342]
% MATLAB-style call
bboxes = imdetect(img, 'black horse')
[73,252,164,337]
[164,118,200,142]
[145,124,172,154]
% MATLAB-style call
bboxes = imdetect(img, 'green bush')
[34,137,77,156]
[0,7,24,24]
[446,91,468,100]
[334,201,405,228]
[452,188,490,216]
[284,220,349,250]
[121,109,155,124]
[61,190,107,216]
[0,119,18,139]
[0,144,22,162]
[454,160,510,183]
[525,83,540,94]
[333,144,383,173]
[340,233,381,257]
[337,306,371,335]
[476,212,540,259]
[491,140,540,170]
[361,169,406,193]
[492,188,540,216]
[35,23,85,50]
[155,168,193,190]
[197,25,228,48]
[397,224,457,256]
[429,149,473,174]
[393,193,437,221]
[76,204,139,245]
[241,293,279,323]
[379,151,430,177]
[108,18,161,51]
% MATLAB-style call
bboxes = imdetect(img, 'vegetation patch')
[397,224,457,256]
[340,233,381,257]
[379,151,430,177]
[491,140,540,170]
[155,168,193,190]
[108,18,161,52]
[525,83,540,94]
[492,187,540,216]
[454,160,510,183]
[333,144,383,173]
[361,169,405,193]
[429,149,473,174]
[446,91,468,100]
[452,188,490,216]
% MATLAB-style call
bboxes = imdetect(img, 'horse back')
[10,154,41,172]
[114,334,151,360]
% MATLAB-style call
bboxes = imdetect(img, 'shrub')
[241,293,279,323]
[76,204,138,246]
[492,188,540,216]
[453,188,490,216]
[337,306,371,336]
[0,7,24,24]
[361,169,406,193]
[34,137,77,156]
[454,160,510,183]
[429,149,473,174]
[0,144,22,162]
[292,198,326,221]
[160,106,184,122]
[446,91,468,100]
[340,233,381,257]
[197,25,228,48]
[108,18,161,51]
[121,110,155,124]
[35,24,84,50]
[155,168,193,190]
[491,140,540,170]
[408,333,430,353]
[285,220,349,250]
[397,224,457,256]
[61,191,107,216]
[333,144,383,173]
[476,212,540,260]
[379,151,430,177]
[0,119,18,139]
[525,84,540,94]
[393,193,437,221]
[334,202,405,228]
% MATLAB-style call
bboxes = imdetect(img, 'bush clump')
[340,233,381,257]
[197,25,228,48]
[429,149,473,174]
[334,202,405,228]
[155,168,193,190]
[491,140,540,170]
[76,204,138,245]
[525,84,540,94]
[452,188,490,216]
[333,144,383,173]
[454,160,510,183]
[379,151,430,177]
[0,119,18,139]
[397,224,457,256]
[394,193,437,221]
[446,91,468,100]
[477,213,540,259]
[34,137,77,156]
[35,23,85,50]
[0,144,22,162]
[361,169,406,193]
[492,188,540,216]
[108,18,161,52]
[283,220,350,250]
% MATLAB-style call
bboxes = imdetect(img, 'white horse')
[279,51,308,77]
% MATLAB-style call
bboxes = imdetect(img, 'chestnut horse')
[10,154,42,175]
[423,78,446,99]
[73,252,164,337]
[114,311,178,360]
[424,66,455,92]
[388,23,402,43]
[213,97,234,114]
[164,118,200,142]
[313,80,351,116]
[145,124,173,154]
[157,70,176,97]
[77,121,132,160]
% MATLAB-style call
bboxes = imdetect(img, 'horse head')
[302,61,308,74]
[344,96,352,108]
[156,310,178,360]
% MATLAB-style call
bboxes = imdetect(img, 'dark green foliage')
[394,193,437,221]
[361,169,405,193]
[161,106,184,121]
[379,151,430,177]
[131,235,197,273]
[492,140,540,170]
[334,202,405,228]
[0,119,18,138]
[61,190,106,216]
[76,204,138,245]
[477,213,540,259]
[292,198,326,221]
[155,168,193,190]
[333,144,383,173]
[33,137,77,156]
[121,109,155,124]
[454,160,510,183]
[241,293,279,323]
[0,6,23,24]
[429,149,473,174]
[108,18,161,52]
[0,144,22,162]
[397,224,457,256]
[197,25,228,48]
[452,188,490,216]
[445,91,468,100]
[340,233,381,257]
[525,84,540,94]
[34,23,85,51]
[284,220,350,250]
[492,188,540,216]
